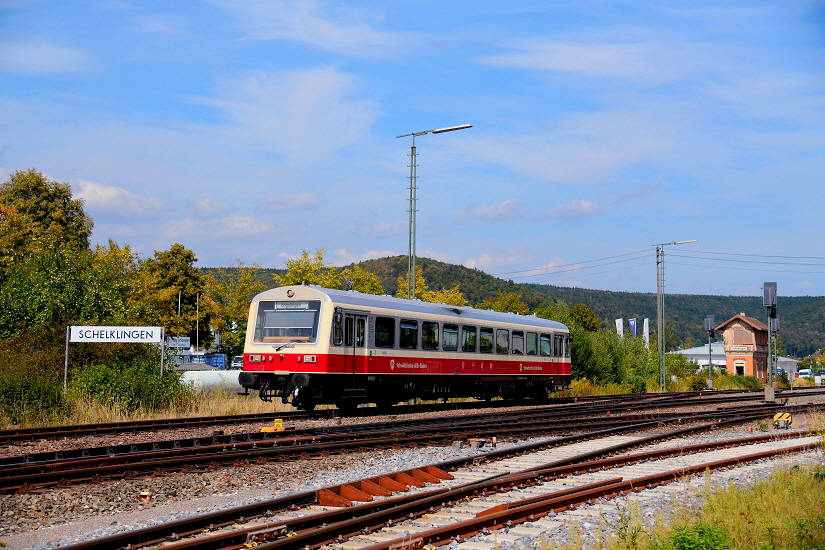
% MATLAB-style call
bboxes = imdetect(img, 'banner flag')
[643,318,650,349]
[615,318,624,338]
[629,318,637,338]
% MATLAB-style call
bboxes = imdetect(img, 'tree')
[0,204,39,278]
[341,264,384,295]
[138,243,204,339]
[202,261,267,357]
[274,249,341,288]
[0,169,93,249]
[569,303,601,332]
[395,265,467,306]
[477,291,530,315]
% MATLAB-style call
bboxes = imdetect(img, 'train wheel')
[296,398,316,412]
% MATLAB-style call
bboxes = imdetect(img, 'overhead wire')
[490,248,650,278]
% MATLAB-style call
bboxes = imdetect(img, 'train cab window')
[422,321,439,350]
[462,326,477,352]
[554,334,564,357]
[540,334,552,356]
[512,331,524,355]
[344,317,354,346]
[400,319,418,349]
[442,324,458,351]
[526,332,538,355]
[375,317,395,348]
[496,329,509,354]
[563,335,571,357]
[253,300,321,344]
[479,327,494,353]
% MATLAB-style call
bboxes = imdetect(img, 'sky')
[1,1,824,298]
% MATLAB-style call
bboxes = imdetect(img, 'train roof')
[252,286,569,331]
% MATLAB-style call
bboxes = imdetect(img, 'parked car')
[815,369,825,377]
[230,355,243,369]
[797,368,812,378]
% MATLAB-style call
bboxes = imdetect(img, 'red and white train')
[238,286,571,410]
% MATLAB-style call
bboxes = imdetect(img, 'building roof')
[714,313,768,332]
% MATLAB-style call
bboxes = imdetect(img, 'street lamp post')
[654,239,697,391]
[396,124,471,299]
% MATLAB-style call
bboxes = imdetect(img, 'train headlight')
[248,354,263,362]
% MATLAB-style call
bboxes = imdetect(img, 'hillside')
[202,256,825,357]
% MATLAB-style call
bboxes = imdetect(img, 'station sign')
[70,326,163,343]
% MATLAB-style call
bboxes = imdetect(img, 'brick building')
[714,313,769,378]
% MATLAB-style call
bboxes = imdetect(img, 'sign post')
[65,326,164,390]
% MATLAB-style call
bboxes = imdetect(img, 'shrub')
[652,522,731,549]
[70,355,193,415]
[687,375,709,391]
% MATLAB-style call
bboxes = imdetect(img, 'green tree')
[274,249,342,288]
[138,243,204,339]
[341,264,384,295]
[477,291,530,315]
[395,265,467,306]
[0,168,93,250]
[568,303,601,332]
[202,261,267,357]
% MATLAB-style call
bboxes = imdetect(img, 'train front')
[237,286,327,409]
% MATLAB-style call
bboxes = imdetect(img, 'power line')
[532,261,650,284]
[490,248,650,278]
[669,252,825,267]
[669,261,825,275]
[505,252,651,280]
[688,249,825,260]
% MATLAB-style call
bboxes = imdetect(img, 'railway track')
[5,387,819,445]
[0,398,799,494]
[57,418,822,550]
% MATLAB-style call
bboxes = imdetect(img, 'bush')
[687,375,709,391]
[653,522,731,549]
[70,355,193,415]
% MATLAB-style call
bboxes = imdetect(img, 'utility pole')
[704,315,715,390]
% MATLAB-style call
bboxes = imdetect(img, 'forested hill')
[203,256,825,357]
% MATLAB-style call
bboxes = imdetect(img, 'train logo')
[390,359,395,370]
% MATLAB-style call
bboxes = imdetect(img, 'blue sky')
[2,1,824,297]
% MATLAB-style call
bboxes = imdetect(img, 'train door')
[343,313,368,377]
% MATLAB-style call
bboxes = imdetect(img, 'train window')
[400,319,418,349]
[375,317,395,348]
[540,334,552,356]
[512,331,524,355]
[356,318,365,347]
[344,317,354,346]
[332,317,343,346]
[254,300,321,344]
[564,335,571,357]
[554,334,564,357]
[526,332,537,355]
[442,324,458,351]
[462,326,477,352]
[422,321,439,350]
[496,329,509,354]
[480,327,494,353]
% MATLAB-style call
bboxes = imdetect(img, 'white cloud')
[544,199,601,219]
[456,198,524,221]
[75,180,165,218]
[258,192,318,212]
[458,111,674,184]
[0,41,94,73]
[164,215,273,239]
[210,0,413,57]
[331,248,397,265]
[360,220,407,236]
[193,197,231,217]
[192,68,381,164]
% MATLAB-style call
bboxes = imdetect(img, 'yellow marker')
[273,418,283,429]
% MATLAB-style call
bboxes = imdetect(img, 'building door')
[734,360,745,376]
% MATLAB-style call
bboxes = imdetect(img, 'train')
[237,285,572,410]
